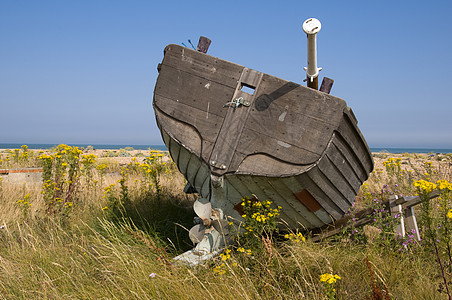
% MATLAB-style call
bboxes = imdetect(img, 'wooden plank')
[167,132,182,168]
[281,176,334,225]
[254,74,345,124]
[326,139,362,193]
[247,176,301,228]
[233,127,320,170]
[186,154,202,188]
[155,65,232,118]
[332,133,369,183]
[235,153,311,177]
[307,76,318,90]
[244,112,331,162]
[319,77,334,94]
[233,175,301,228]
[224,175,295,227]
[294,189,321,212]
[155,109,204,154]
[196,36,211,53]
[225,174,301,227]
[161,128,171,148]
[296,172,345,219]
[404,207,421,241]
[390,195,406,238]
[200,175,210,199]
[317,155,357,205]
[192,162,210,195]
[336,112,373,174]
[177,146,192,178]
[276,177,326,228]
[208,68,263,176]
[154,95,222,144]
[162,44,242,89]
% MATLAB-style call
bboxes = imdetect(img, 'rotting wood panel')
[231,128,319,173]
[236,154,311,177]
[317,155,357,204]
[162,45,242,88]
[154,96,222,144]
[336,110,373,173]
[332,134,369,183]
[325,140,362,193]
[294,189,321,212]
[186,152,201,185]
[281,176,334,225]
[302,168,349,215]
[155,65,231,118]
[294,172,343,220]
[156,112,203,155]
[271,177,325,228]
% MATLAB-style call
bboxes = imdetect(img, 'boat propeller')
[173,198,232,265]
[189,197,231,244]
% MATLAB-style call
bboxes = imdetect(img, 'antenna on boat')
[303,18,322,90]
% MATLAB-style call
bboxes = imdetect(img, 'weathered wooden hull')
[154,44,373,229]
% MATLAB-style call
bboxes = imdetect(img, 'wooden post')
[390,195,406,239]
[196,36,211,54]
[307,77,318,90]
[319,77,334,94]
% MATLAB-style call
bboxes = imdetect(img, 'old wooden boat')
[153,42,373,234]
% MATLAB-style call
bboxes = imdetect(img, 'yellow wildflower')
[319,273,341,285]
[437,180,452,191]
[413,179,437,194]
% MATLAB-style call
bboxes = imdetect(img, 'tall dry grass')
[0,148,451,299]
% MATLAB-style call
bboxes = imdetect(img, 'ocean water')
[369,147,452,154]
[0,143,168,151]
[1,144,451,154]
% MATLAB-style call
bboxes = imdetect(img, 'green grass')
[0,148,451,299]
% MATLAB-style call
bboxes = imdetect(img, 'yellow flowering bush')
[437,180,452,191]
[38,144,83,215]
[383,157,402,176]
[81,154,97,186]
[284,232,306,243]
[413,179,437,195]
[240,196,281,237]
[319,273,341,299]
[17,193,32,218]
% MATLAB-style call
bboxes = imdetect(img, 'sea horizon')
[1,143,452,154]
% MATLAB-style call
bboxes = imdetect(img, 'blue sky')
[1,0,451,148]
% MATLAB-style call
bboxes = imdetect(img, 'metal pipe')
[303,18,322,89]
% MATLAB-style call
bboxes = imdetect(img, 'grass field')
[0,146,451,299]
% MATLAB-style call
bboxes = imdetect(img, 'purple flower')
[149,273,156,278]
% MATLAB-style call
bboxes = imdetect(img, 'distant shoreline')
[0,143,451,154]
[0,144,167,151]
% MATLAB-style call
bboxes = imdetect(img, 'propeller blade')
[189,224,205,243]
[193,198,211,220]
[211,219,230,235]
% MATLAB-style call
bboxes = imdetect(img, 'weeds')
[1,147,452,299]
